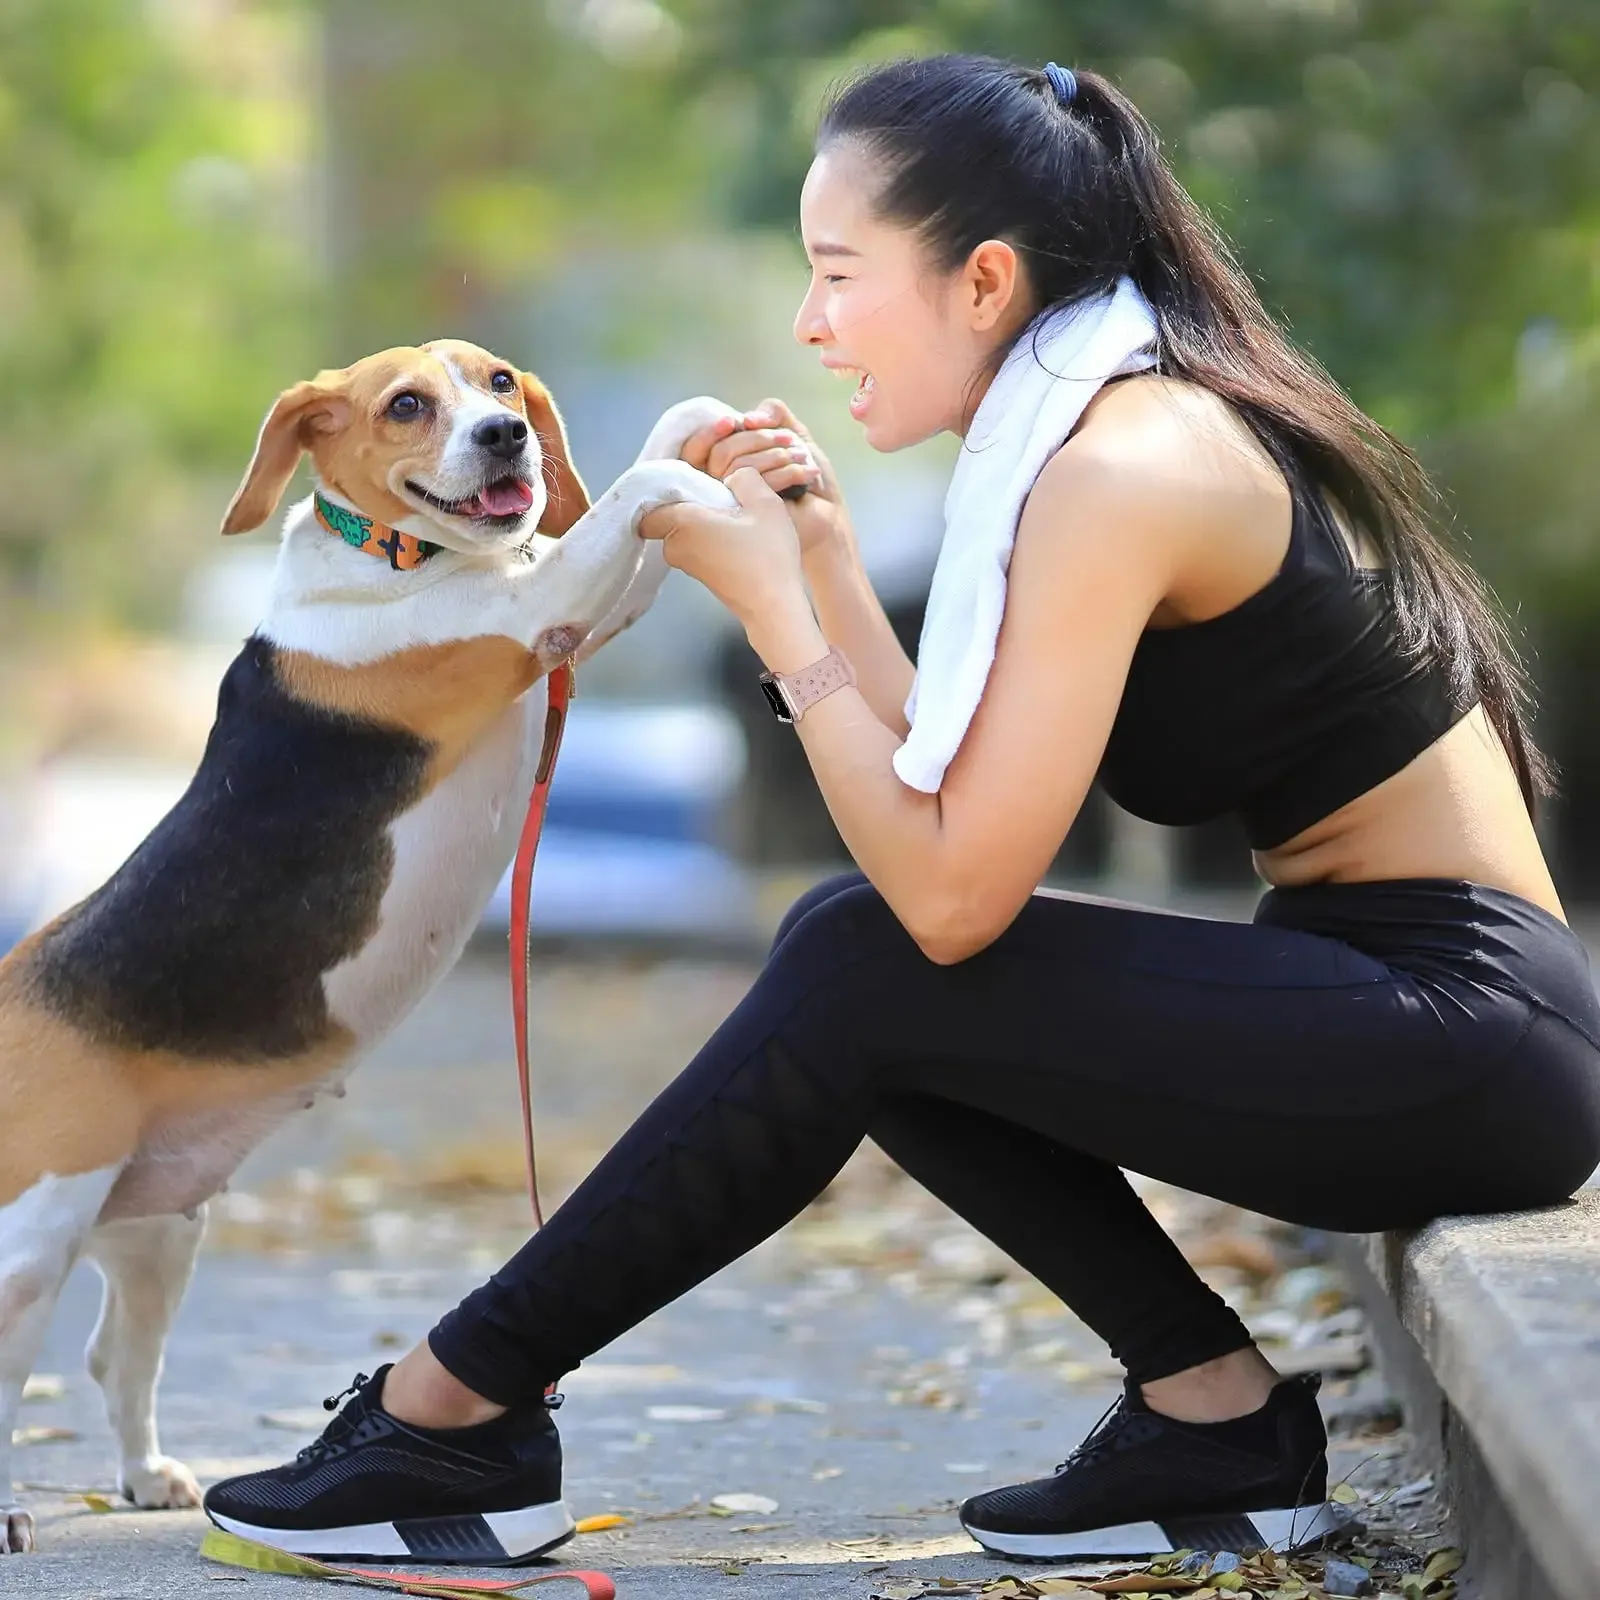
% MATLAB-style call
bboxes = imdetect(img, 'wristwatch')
[759,645,855,724]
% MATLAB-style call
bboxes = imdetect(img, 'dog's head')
[221,340,588,547]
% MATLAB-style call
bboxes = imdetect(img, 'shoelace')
[293,1372,373,1465]
[1053,1394,1131,1475]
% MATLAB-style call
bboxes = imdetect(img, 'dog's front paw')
[2,1506,35,1554]
[625,459,739,528]
[121,1456,202,1510]
[635,396,743,463]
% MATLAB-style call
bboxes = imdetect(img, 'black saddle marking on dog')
[28,635,431,1061]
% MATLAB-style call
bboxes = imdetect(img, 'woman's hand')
[679,397,851,558]
[638,466,811,630]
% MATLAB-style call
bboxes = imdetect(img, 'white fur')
[1,1166,122,1553]
[580,396,743,658]
[321,682,548,1043]
[83,1212,205,1509]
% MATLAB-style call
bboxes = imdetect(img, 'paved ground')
[6,943,1443,1596]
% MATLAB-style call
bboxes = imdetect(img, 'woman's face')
[793,143,1024,452]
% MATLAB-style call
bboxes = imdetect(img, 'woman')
[206,56,1600,1565]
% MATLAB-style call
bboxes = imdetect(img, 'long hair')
[818,54,1547,810]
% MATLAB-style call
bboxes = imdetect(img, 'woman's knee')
[763,880,918,996]
[768,869,871,956]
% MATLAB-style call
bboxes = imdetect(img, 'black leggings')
[429,875,1600,1404]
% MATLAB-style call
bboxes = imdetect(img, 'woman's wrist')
[742,592,830,676]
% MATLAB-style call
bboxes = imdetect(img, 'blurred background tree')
[5,0,1598,884]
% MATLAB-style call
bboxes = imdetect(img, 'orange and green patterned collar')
[314,491,441,571]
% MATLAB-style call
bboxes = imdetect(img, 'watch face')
[758,676,795,723]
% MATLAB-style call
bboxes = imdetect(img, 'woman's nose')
[793,289,828,347]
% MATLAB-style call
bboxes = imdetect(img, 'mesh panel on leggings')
[488,1034,862,1377]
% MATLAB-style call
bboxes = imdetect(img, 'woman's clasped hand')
[637,399,845,626]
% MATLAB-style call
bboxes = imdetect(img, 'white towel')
[893,277,1160,793]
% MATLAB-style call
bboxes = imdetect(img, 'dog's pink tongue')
[478,479,535,517]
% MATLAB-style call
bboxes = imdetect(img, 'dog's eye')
[490,371,516,394]
[387,392,425,419]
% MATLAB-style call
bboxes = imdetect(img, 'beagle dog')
[0,339,739,1555]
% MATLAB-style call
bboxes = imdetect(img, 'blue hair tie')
[1043,61,1078,108]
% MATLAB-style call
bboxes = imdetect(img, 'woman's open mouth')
[832,364,876,420]
[407,477,536,523]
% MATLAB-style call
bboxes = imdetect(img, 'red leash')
[509,655,576,1231]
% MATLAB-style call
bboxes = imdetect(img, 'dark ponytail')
[818,54,1549,811]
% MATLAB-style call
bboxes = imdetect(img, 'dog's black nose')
[473,415,528,459]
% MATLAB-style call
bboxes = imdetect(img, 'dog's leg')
[82,1209,205,1510]
[578,398,747,660]
[518,458,739,669]
[0,1166,121,1554]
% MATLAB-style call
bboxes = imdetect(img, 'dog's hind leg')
[0,1165,122,1554]
[83,1209,205,1510]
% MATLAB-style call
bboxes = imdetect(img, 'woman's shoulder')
[1059,373,1286,509]
[1031,373,1296,616]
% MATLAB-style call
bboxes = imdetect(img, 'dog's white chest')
[321,683,549,1044]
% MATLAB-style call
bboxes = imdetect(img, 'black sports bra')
[1097,447,1473,851]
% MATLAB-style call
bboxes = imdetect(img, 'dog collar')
[314,491,441,571]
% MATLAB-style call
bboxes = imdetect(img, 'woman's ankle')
[380,1343,508,1429]
[1138,1346,1280,1423]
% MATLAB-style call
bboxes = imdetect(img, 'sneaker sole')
[962,1500,1352,1560]
[206,1498,576,1566]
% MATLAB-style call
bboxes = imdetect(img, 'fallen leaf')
[1089,1580,1199,1595]
[1330,1481,1361,1505]
[79,1493,115,1513]
[943,1462,989,1474]
[258,1409,330,1432]
[1421,1551,1462,1583]
[709,1492,778,1516]
[812,1466,844,1480]
[646,1404,728,1423]
[12,1426,78,1446]
[22,1374,64,1403]
[573,1512,629,1533]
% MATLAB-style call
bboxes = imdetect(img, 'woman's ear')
[965,238,1022,333]
[222,375,352,535]
[519,373,590,536]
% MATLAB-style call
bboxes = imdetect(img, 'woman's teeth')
[836,365,875,416]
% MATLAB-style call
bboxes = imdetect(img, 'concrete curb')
[1336,1189,1600,1600]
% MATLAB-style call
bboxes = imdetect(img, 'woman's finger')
[744,397,808,437]
[764,461,818,497]
[712,444,804,482]
[705,427,798,480]
[678,415,740,472]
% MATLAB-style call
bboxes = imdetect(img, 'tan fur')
[0,942,350,1207]
[221,340,588,538]
[273,637,543,794]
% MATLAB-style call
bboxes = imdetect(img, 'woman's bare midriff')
[1255,705,1566,922]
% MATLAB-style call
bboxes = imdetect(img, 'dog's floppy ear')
[222,374,352,535]
[519,373,589,536]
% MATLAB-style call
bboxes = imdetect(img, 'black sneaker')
[203,1366,574,1566]
[960,1373,1346,1560]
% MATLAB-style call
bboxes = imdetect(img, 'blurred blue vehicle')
[478,698,759,948]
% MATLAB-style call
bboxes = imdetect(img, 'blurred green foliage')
[677,0,1600,442]
[0,0,312,632]
[5,0,1597,631]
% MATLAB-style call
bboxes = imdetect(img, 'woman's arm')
[678,398,915,734]
[800,535,915,737]
[644,438,1188,965]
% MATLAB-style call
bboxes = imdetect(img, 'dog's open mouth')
[407,477,536,523]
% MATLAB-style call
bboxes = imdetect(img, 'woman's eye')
[824,275,850,285]
[388,392,424,419]
[490,371,516,393]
